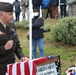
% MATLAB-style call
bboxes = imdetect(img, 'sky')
[0,0,21,3]
[0,0,14,3]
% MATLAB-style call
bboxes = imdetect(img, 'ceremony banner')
[28,55,61,75]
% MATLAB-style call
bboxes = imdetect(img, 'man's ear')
[0,13,3,17]
[0,12,4,19]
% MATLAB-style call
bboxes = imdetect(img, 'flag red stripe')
[17,63,21,75]
[9,64,13,75]
[24,61,30,75]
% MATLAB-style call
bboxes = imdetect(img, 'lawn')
[16,19,76,75]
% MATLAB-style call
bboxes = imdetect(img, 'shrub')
[51,17,76,45]
[45,25,51,32]
[15,20,29,29]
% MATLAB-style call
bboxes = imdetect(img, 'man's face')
[2,12,13,24]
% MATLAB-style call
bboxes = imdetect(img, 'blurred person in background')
[20,0,29,20]
[32,9,45,59]
[60,0,67,18]
[13,0,21,21]
[50,0,59,19]
[32,0,42,11]
[41,0,50,19]
[45,0,52,19]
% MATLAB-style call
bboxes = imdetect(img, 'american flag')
[6,61,30,75]
[6,55,60,75]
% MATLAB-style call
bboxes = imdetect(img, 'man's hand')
[4,40,13,50]
[20,57,29,62]
[40,26,44,29]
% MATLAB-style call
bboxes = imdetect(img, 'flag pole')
[29,0,32,60]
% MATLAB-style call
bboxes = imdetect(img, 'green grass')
[16,19,76,75]
[17,29,29,56]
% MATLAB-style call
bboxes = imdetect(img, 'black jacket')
[32,17,44,39]
[60,0,66,5]
[0,23,24,75]
[32,0,42,9]
[50,0,59,6]
[32,0,42,6]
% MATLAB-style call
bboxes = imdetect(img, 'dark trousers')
[15,11,20,21]
[60,5,66,17]
[46,7,52,19]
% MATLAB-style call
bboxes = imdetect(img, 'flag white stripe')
[28,60,33,75]
[12,63,17,75]
[20,62,25,75]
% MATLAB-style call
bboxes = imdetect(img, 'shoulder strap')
[34,17,40,24]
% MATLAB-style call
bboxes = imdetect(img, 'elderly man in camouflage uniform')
[20,0,29,20]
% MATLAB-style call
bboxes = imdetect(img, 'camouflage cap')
[0,2,13,12]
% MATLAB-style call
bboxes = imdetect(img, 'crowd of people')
[13,0,29,21]
[12,0,67,21]
[32,0,67,19]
